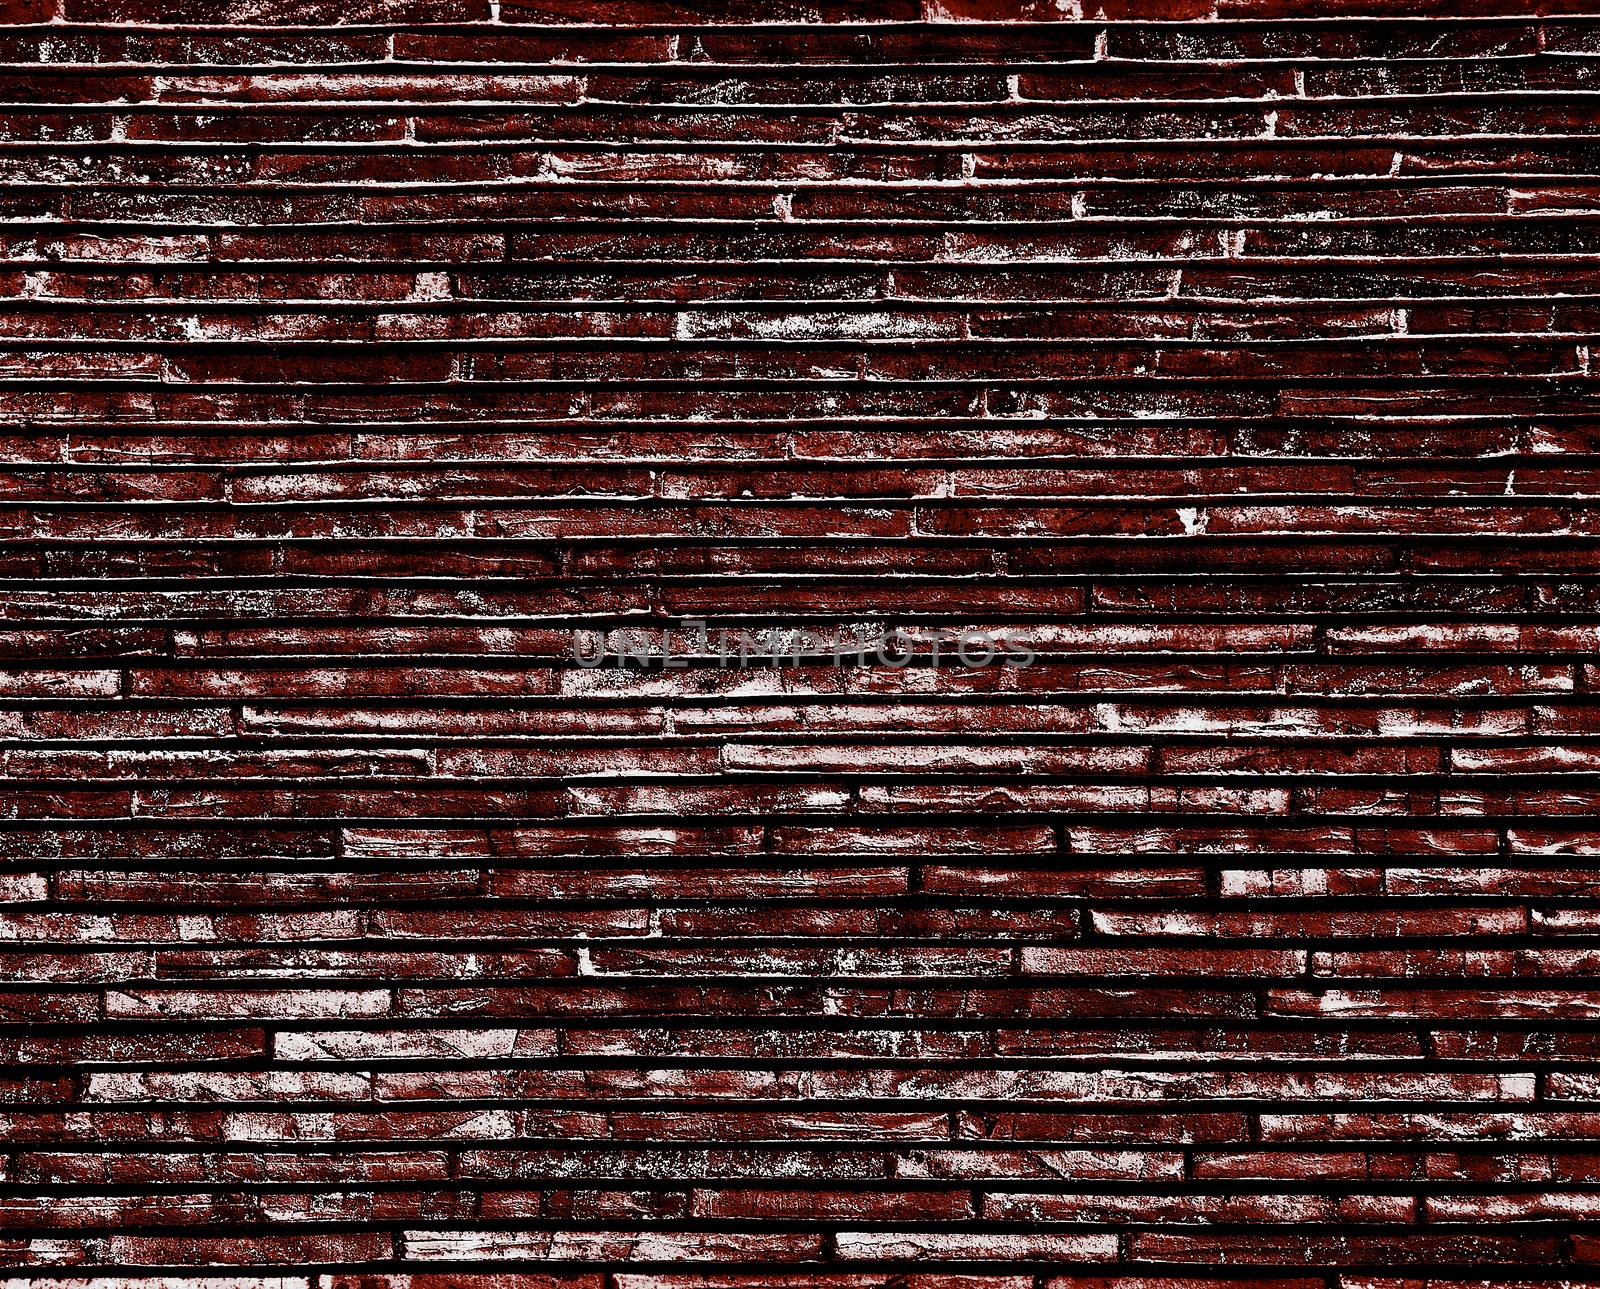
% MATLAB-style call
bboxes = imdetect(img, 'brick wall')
[3,0,1599,1283]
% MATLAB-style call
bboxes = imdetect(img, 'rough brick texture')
[2,0,1599,1283]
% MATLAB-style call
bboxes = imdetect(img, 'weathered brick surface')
[1,0,1598,1282]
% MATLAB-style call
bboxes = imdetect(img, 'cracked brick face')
[1,0,1598,1283]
